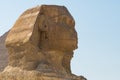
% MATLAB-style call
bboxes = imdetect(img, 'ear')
[38,15,48,31]
[40,24,48,31]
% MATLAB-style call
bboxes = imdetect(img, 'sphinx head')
[5,5,78,73]
[37,5,78,52]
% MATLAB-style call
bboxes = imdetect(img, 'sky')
[0,0,120,80]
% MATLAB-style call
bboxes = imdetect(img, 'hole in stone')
[44,25,47,28]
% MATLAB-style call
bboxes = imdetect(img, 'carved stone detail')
[0,5,86,80]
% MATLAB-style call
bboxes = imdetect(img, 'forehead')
[40,5,75,27]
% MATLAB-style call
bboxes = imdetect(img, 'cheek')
[48,26,77,51]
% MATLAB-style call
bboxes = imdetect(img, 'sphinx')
[0,5,86,80]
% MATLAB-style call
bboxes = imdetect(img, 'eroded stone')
[0,5,86,80]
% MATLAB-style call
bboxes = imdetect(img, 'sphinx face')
[38,14,78,52]
[49,23,77,51]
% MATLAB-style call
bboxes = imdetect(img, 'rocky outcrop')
[0,5,86,80]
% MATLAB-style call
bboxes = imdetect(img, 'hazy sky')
[0,0,120,80]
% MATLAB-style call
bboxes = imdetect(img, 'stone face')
[0,5,86,80]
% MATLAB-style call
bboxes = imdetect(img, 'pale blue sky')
[0,0,120,80]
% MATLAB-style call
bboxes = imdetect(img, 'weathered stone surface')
[0,32,8,72]
[0,5,86,80]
